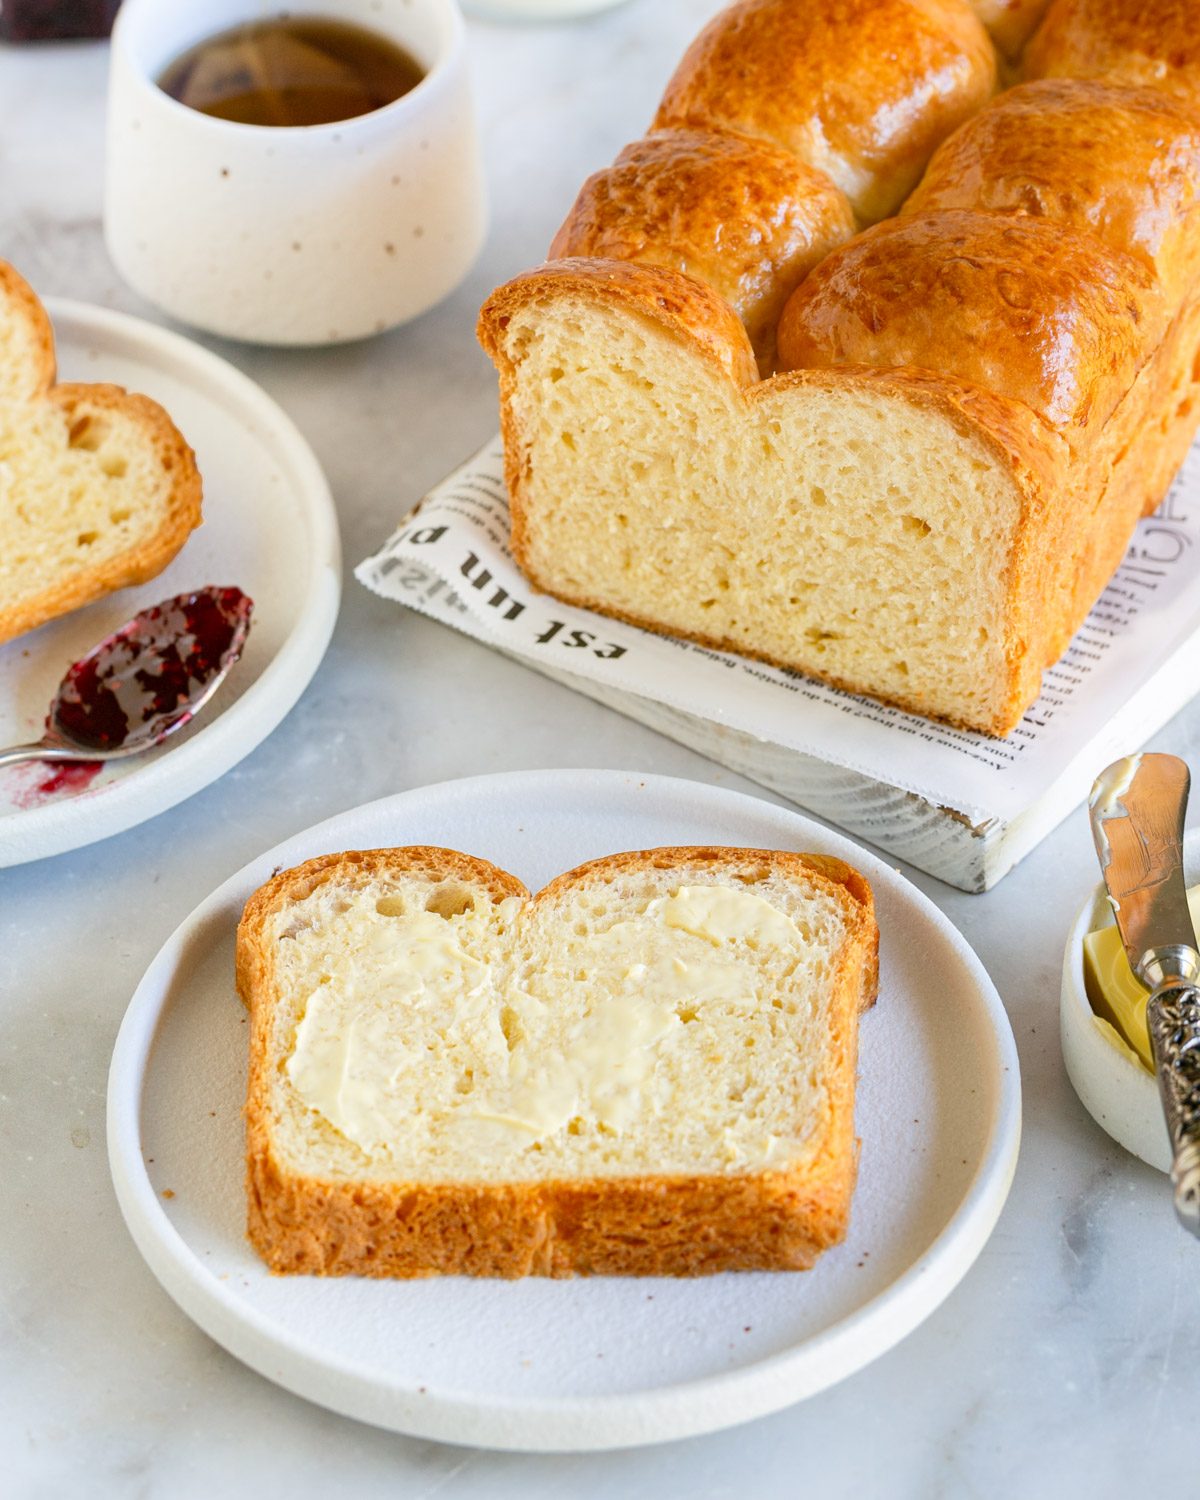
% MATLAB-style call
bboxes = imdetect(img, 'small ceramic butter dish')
[1060,830,1200,1173]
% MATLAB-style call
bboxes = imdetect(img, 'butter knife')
[1089,753,1200,1234]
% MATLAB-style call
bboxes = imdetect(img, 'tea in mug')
[158,14,425,128]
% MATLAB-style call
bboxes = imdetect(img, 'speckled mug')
[105,0,486,345]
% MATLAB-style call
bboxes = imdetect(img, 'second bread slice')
[0,261,202,644]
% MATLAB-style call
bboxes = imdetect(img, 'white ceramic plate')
[107,770,1021,1452]
[0,299,341,867]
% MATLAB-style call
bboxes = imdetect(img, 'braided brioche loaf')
[478,0,1200,736]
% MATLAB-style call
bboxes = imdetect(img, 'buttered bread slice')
[238,845,878,1278]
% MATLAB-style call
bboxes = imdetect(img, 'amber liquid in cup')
[157,15,424,127]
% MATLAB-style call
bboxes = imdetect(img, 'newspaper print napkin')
[358,436,1200,822]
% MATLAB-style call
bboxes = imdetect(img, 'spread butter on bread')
[238,845,878,1278]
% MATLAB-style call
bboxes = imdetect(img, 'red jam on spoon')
[51,587,253,753]
[0,586,253,802]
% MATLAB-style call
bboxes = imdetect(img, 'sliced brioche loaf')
[0,261,202,644]
[479,259,1070,736]
[479,1,1200,738]
[238,844,878,1278]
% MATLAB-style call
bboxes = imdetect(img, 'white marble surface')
[2,5,1199,1495]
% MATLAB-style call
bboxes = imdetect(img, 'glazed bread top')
[549,128,856,373]
[529,0,1200,431]
[775,210,1168,434]
[1024,0,1200,108]
[904,80,1200,303]
[965,0,1053,57]
[653,0,998,224]
[478,0,1200,738]
[491,0,1200,498]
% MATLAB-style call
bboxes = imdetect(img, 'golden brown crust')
[1039,285,1200,663]
[905,80,1200,302]
[1024,0,1200,109]
[0,262,203,644]
[653,0,997,224]
[479,257,758,390]
[776,209,1167,433]
[965,0,1053,58]
[0,261,55,401]
[240,844,878,1278]
[549,129,856,373]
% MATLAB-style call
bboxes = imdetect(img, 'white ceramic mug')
[105,0,486,345]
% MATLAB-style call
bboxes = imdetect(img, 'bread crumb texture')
[239,846,878,1277]
[498,292,1021,733]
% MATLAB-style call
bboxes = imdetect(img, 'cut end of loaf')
[483,268,1036,736]
[240,845,877,1277]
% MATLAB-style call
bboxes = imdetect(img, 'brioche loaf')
[0,261,202,645]
[478,0,1200,737]
[238,844,878,1278]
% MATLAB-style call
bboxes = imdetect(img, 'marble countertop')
[3,5,1199,1496]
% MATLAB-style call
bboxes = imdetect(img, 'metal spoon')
[0,587,253,772]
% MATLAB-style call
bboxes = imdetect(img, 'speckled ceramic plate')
[0,299,340,867]
[107,770,1021,1452]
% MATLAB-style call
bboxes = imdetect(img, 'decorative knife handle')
[1147,984,1200,1235]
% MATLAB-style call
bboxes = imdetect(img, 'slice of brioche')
[238,845,878,1279]
[0,261,202,644]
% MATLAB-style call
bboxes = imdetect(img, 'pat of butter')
[654,884,800,947]
[1082,883,1200,1075]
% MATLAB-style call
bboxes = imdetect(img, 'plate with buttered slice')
[107,769,1020,1451]
[0,268,340,865]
